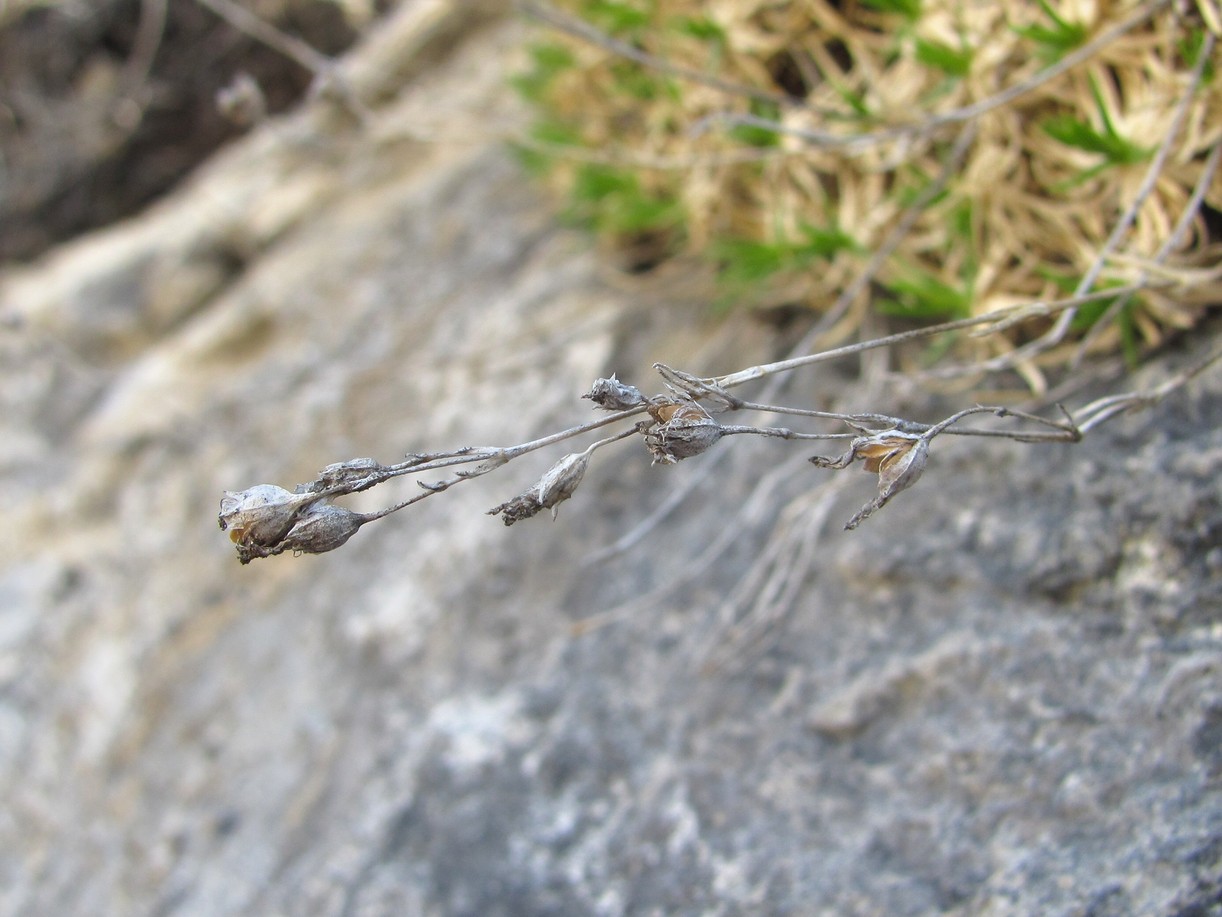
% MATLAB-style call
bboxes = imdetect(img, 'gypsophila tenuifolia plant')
[511,0,1221,383]
[219,288,1222,563]
[210,0,1222,561]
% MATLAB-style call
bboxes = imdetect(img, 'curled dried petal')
[583,375,646,411]
[488,451,591,525]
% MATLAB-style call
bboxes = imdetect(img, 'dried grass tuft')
[515,0,1222,376]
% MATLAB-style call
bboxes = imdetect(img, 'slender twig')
[195,0,332,73]
[516,0,792,107]
[1024,28,1217,361]
[1074,135,1222,363]
[219,286,1212,563]
[1074,344,1222,433]
[695,1,1168,151]
[710,281,1169,390]
[798,123,978,344]
[119,0,168,105]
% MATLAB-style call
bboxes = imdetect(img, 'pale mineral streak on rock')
[808,630,994,739]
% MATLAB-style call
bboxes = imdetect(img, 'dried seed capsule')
[488,451,591,525]
[643,400,724,464]
[218,485,317,549]
[583,375,646,411]
[810,431,930,530]
[280,503,368,555]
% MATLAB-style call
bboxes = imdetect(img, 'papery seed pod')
[874,436,928,496]
[583,375,646,411]
[219,485,318,549]
[643,400,724,464]
[280,502,368,555]
[809,430,932,529]
[487,451,590,525]
[842,437,929,530]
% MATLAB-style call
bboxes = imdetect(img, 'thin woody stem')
[195,0,332,73]
[710,281,1168,390]
[720,425,855,441]
[516,0,792,107]
[365,425,641,521]
[1074,344,1222,433]
[1074,135,1222,364]
[698,1,1167,151]
[501,406,647,459]
[920,405,1080,443]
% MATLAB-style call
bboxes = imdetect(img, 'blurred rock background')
[0,2,1219,915]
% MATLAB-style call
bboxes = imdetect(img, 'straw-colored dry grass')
[515,0,1222,383]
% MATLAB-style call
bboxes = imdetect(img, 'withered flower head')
[643,399,724,465]
[219,485,318,551]
[583,375,646,411]
[488,451,591,525]
[810,431,930,529]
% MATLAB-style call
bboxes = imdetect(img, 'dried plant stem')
[220,308,1212,561]
[322,405,645,496]
[800,123,978,343]
[371,425,639,518]
[1074,343,1222,433]
[1074,136,1222,363]
[710,281,1168,391]
[988,27,1218,370]
[516,0,791,107]
[697,1,1168,151]
[195,0,331,73]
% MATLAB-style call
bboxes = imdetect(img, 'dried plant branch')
[1074,343,1222,433]
[195,0,332,74]
[710,281,1171,391]
[1073,136,1222,363]
[219,271,1218,563]
[515,0,792,107]
[963,26,1219,374]
[216,2,1215,563]
[694,1,1168,152]
[193,0,372,122]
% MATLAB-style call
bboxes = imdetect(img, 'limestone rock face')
[1,6,1219,916]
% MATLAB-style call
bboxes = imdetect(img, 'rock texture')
[1,4,1219,916]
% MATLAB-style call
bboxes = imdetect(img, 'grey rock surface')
[1,5,1219,916]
